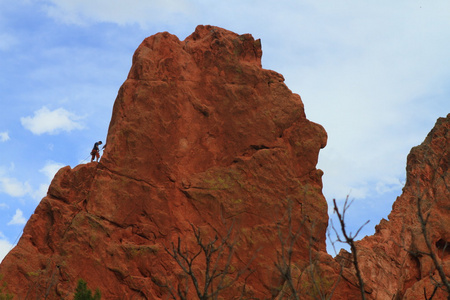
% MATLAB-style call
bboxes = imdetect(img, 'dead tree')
[332,197,369,300]
[163,223,254,300]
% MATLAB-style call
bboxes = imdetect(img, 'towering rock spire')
[0,25,328,299]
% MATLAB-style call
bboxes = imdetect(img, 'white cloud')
[0,235,13,263]
[0,177,32,198]
[0,161,64,201]
[20,106,85,135]
[32,184,50,201]
[40,161,65,181]
[375,178,404,195]
[32,161,65,200]
[0,132,9,142]
[0,203,8,209]
[7,209,26,226]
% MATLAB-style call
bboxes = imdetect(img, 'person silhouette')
[90,141,103,162]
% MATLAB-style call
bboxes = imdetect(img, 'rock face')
[0,25,329,299]
[0,25,448,300]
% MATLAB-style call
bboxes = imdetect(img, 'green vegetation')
[74,279,101,300]
[124,244,159,259]
[0,275,13,300]
[202,168,243,191]
[300,264,335,299]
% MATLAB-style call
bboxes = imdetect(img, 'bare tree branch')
[163,221,255,299]
[332,197,368,300]
[417,197,450,299]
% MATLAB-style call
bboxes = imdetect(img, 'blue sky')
[1,0,449,261]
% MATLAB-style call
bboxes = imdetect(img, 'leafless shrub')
[162,222,255,300]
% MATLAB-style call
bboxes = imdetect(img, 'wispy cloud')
[0,236,13,263]
[0,177,32,198]
[0,132,9,142]
[32,184,51,201]
[32,161,65,200]
[40,161,65,181]
[0,233,13,263]
[7,209,26,226]
[42,0,192,27]
[20,106,85,135]
[0,161,64,201]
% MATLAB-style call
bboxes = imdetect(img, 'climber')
[90,141,103,162]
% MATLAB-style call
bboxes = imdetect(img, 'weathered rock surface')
[0,25,329,299]
[0,25,448,300]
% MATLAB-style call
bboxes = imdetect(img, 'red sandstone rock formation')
[0,25,329,299]
[0,25,448,300]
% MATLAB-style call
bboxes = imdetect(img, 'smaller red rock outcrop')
[336,114,450,299]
